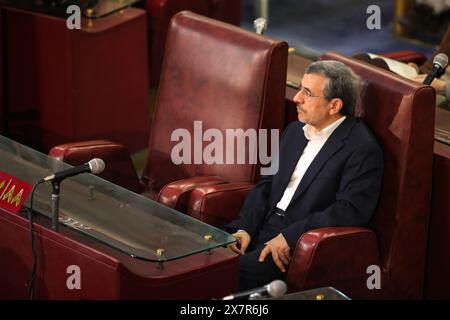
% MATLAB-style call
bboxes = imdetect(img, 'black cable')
[27,182,42,300]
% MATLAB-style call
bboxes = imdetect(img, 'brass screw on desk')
[204,234,212,242]
[315,294,325,300]
[156,248,165,257]
[86,8,94,17]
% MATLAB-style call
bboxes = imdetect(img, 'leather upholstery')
[49,140,143,193]
[187,182,253,226]
[157,176,227,212]
[49,12,288,215]
[143,11,287,202]
[146,0,241,86]
[286,52,435,299]
[287,227,381,298]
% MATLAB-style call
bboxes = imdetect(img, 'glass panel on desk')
[0,135,235,262]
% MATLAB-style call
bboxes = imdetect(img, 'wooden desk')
[1,6,149,154]
[0,207,238,299]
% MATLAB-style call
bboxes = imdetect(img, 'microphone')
[254,17,268,35]
[40,158,105,183]
[423,53,448,85]
[222,280,287,300]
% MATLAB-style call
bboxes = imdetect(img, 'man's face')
[294,73,337,130]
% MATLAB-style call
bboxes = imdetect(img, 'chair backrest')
[320,52,435,298]
[143,11,288,192]
[146,0,241,86]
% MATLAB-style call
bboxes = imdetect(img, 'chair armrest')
[287,227,380,298]
[157,176,227,212]
[187,182,254,226]
[380,50,427,65]
[49,140,143,193]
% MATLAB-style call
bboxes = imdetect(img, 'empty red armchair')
[284,52,435,299]
[49,11,288,213]
[146,0,241,87]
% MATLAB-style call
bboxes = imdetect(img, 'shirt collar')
[303,116,347,141]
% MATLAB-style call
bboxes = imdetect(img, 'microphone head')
[266,280,287,298]
[88,158,105,175]
[433,53,448,69]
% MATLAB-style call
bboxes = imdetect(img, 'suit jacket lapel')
[287,117,357,207]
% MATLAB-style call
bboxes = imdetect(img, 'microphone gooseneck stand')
[51,180,61,231]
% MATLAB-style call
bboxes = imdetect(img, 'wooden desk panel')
[2,6,149,153]
[0,208,238,299]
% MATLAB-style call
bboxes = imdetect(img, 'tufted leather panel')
[143,11,288,192]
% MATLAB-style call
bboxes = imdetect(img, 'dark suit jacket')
[226,116,384,249]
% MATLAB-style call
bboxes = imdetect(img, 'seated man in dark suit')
[225,60,384,290]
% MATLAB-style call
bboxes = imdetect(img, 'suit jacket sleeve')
[224,123,296,238]
[281,141,384,249]
[224,173,272,238]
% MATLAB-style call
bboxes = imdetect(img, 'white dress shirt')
[276,116,346,211]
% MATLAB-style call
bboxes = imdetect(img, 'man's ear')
[329,98,344,115]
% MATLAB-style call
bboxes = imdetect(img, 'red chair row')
[49,12,436,299]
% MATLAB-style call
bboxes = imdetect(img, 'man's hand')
[229,230,251,255]
[407,62,420,74]
[411,74,446,94]
[259,233,291,272]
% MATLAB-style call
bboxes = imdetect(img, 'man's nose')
[293,90,304,104]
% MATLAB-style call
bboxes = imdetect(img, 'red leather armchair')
[146,0,241,87]
[49,11,288,213]
[284,52,436,299]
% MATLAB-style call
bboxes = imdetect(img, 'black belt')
[273,207,286,217]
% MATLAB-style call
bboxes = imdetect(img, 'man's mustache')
[297,105,305,113]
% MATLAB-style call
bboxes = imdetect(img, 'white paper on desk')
[368,53,419,78]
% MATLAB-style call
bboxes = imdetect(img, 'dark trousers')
[239,212,290,291]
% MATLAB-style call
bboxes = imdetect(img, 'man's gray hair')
[305,60,360,116]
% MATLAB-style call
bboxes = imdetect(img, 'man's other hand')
[229,231,251,255]
[411,74,446,94]
[259,233,291,272]
[407,62,420,74]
